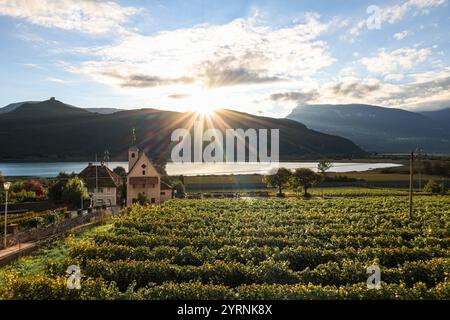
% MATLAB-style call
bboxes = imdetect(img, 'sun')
[192,106,216,116]
[186,93,220,116]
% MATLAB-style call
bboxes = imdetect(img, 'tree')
[23,180,47,198]
[113,166,127,179]
[423,179,446,194]
[137,192,149,205]
[263,168,292,197]
[48,172,74,202]
[112,167,127,206]
[154,150,168,177]
[11,181,25,193]
[171,180,186,198]
[61,177,89,208]
[317,160,333,197]
[317,160,333,177]
[291,168,322,197]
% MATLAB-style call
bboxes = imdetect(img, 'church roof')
[79,164,121,189]
[128,150,160,176]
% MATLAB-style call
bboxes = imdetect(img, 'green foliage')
[137,192,149,205]
[0,208,67,235]
[423,179,446,194]
[112,167,127,179]
[1,197,449,300]
[10,190,37,202]
[291,168,322,196]
[317,160,333,176]
[263,168,291,197]
[48,172,75,202]
[61,177,89,208]
[171,180,186,198]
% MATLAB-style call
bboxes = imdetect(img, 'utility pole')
[416,147,423,191]
[409,151,414,219]
[95,153,98,207]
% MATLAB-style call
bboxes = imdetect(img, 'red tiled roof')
[79,165,121,189]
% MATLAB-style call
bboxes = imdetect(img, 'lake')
[0,162,402,177]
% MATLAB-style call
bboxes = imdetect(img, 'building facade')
[126,130,172,206]
[78,163,121,206]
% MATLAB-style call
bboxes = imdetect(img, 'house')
[78,163,121,206]
[126,129,173,206]
[160,181,173,202]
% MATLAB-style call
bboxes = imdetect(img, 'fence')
[0,208,111,250]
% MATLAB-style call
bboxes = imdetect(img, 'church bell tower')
[128,128,139,171]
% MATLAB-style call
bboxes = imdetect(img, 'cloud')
[348,0,447,37]
[269,90,319,105]
[0,0,140,34]
[393,30,409,40]
[46,77,68,84]
[120,74,194,88]
[322,69,450,109]
[201,56,284,88]
[360,47,431,74]
[22,63,43,69]
[168,94,191,99]
[384,73,405,81]
[330,80,381,99]
[69,14,334,90]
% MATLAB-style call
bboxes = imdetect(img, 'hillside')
[420,108,450,130]
[0,99,364,161]
[0,100,124,115]
[0,101,38,114]
[85,108,124,114]
[286,104,450,153]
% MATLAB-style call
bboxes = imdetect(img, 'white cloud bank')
[0,0,139,34]
[360,47,432,74]
[69,14,335,91]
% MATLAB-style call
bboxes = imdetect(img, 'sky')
[0,0,449,117]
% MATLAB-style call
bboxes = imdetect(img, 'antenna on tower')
[103,150,110,167]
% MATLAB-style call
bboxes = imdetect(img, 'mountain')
[85,108,125,114]
[4,98,90,119]
[286,104,450,153]
[420,108,450,130]
[0,99,364,161]
[1,100,124,115]
[0,101,39,114]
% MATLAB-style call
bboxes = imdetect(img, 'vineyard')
[1,197,449,299]
[0,208,67,236]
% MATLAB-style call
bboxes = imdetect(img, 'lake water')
[0,162,402,177]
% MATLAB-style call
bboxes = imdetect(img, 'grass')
[0,223,113,286]
[188,186,438,197]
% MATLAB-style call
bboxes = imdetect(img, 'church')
[126,129,172,206]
